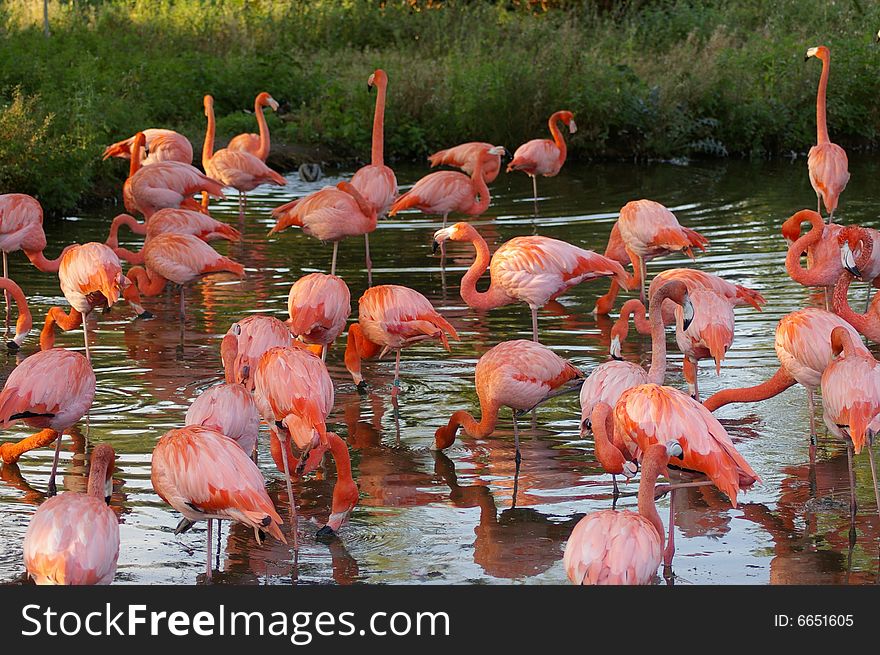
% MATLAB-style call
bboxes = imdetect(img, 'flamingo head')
[257,92,279,111]
[556,110,577,134]
[805,45,829,61]
[780,209,822,244]
[837,225,872,278]
[221,323,241,384]
[876,29,880,43]
[432,222,476,253]
[681,295,694,332]
[367,69,387,91]
[203,94,214,117]
[318,467,359,538]
[609,334,623,361]
[89,443,116,504]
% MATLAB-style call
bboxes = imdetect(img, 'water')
[2,156,880,585]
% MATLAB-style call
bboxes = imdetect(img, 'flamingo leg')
[391,349,401,399]
[47,432,63,497]
[216,519,222,570]
[278,432,299,552]
[512,411,521,509]
[179,285,186,322]
[82,310,91,362]
[330,241,339,276]
[3,251,9,338]
[321,345,327,362]
[846,440,858,537]
[639,255,647,306]
[865,285,872,313]
[364,233,373,287]
[807,388,817,463]
[611,474,619,508]
[531,175,538,217]
[531,306,539,343]
[206,518,213,580]
[867,438,880,521]
[663,488,676,568]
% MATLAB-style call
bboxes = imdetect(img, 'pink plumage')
[356,284,458,352]
[0,193,47,254]
[579,360,649,433]
[507,110,575,178]
[103,128,193,165]
[429,141,502,183]
[221,315,293,391]
[185,383,260,455]
[269,182,376,241]
[287,273,351,349]
[141,233,244,286]
[124,161,225,219]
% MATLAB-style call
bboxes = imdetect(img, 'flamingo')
[344,284,458,396]
[40,242,150,359]
[506,110,576,213]
[616,199,709,305]
[428,141,502,184]
[202,95,287,216]
[563,441,681,585]
[269,181,377,277]
[150,425,285,579]
[227,91,279,162]
[831,225,880,338]
[819,326,880,530]
[703,308,867,459]
[22,443,118,585]
[351,69,398,285]
[431,221,627,342]
[0,277,32,351]
[185,383,260,455]
[102,128,193,165]
[124,132,224,219]
[125,233,245,320]
[0,348,96,495]
[805,46,849,221]
[220,315,295,392]
[388,145,506,228]
[432,340,584,474]
[287,273,351,360]
[254,345,359,547]
[106,209,241,261]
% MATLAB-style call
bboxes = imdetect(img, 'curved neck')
[591,403,627,474]
[457,230,511,310]
[114,246,145,265]
[371,77,387,166]
[338,181,375,220]
[467,155,491,214]
[647,295,669,385]
[0,279,31,343]
[816,54,830,144]
[127,266,167,296]
[255,96,271,161]
[87,456,111,500]
[435,398,501,449]
[548,113,567,163]
[129,138,144,177]
[831,272,865,330]
[106,214,144,249]
[637,446,667,549]
[786,218,828,285]
[615,299,650,341]
[702,366,796,411]
[203,101,216,164]
[23,248,63,273]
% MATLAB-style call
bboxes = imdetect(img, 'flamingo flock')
[1,43,878,587]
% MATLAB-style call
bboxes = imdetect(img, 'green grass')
[1,0,879,214]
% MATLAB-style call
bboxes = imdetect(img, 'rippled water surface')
[2,156,880,585]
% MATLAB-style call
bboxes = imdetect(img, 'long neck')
[647,297,669,384]
[816,54,830,144]
[702,366,797,411]
[458,231,510,310]
[106,214,144,248]
[548,113,567,163]
[126,266,168,296]
[831,272,866,330]
[466,156,491,214]
[203,102,216,164]
[87,458,110,500]
[113,246,145,265]
[0,279,31,341]
[637,448,666,549]
[435,398,502,449]
[23,248,63,273]
[622,299,651,336]
[591,403,628,474]
[129,141,143,177]
[785,220,828,285]
[371,78,387,166]
[255,96,271,161]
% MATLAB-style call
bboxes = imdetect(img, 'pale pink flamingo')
[351,69,398,285]
[125,233,245,320]
[0,277,32,350]
[806,46,849,221]
[220,314,295,392]
[428,141,502,184]
[151,425,285,578]
[287,272,351,360]
[432,221,627,342]
[103,128,193,165]
[563,441,681,585]
[0,348,96,495]
[185,383,260,455]
[227,92,279,161]
[507,110,576,212]
[22,443,118,585]
[269,181,377,278]
[203,95,287,216]
[344,284,458,395]
[40,242,150,359]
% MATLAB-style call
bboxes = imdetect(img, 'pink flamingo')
[344,284,458,395]
[805,46,849,221]
[185,383,260,455]
[287,273,351,360]
[151,425,285,579]
[203,95,287,216]
[351,69,398,285]
[507,110,576,212]
[388,145,506,228]
[563,441,681,585]
[227,92,279,161]
[432,221,627,342]
[125,233,245,320]
[269,181,377,278]
[0,277,32,351]
[106,209,241,261]
[220,315,295,392]
[428,141,502,184]
[103,128,193,165]
[0,348,96,495]
[23,444,118,585]
[831,225,880,335]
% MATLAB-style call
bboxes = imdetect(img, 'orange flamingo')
[40,242,150,359]
[227,91,279,162]
[388,145,506,228]
[0,348,96,495]
[103,128,193,165]
[220,315,295,392]
[507,110,576,212]
[269,181,377,278]
[0,277,32,350]
[287,273,351,360]
[151,425,285,578]
[805,46,849,221]
[432,221,627,342]
[185,383,260,455]
[563,441,680,585]
[125,233,245,320]
[202,95,287,216]
[428,141,502,184]
[344,284,458,395]
[22,444,118,585]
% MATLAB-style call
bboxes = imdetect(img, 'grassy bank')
[1,0,879,215]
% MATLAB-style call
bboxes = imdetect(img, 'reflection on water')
[2,157,880,584]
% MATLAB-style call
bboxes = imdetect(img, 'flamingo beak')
[267,97,279,111]
[841,241,861,277]
[432,240,440,254]
[609,335,622,361]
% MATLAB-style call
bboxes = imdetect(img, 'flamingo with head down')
[220,314,296,392]
[428,141,502,184]
[103,128,193,165]
[286,273,351,361]
[185,383,260,456]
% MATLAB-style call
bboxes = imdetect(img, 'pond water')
[1,155,879,585]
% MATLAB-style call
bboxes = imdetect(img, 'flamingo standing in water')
[0,277,32,350]
[151,425,285,579]
[428,141,502,184]
[0,348,96,495]
[506,110,576,213]
[269,181,377,277]
[202,95,287,216]
[23,444,118,585]
[351,69,398,285]
[563,441,681,585]
[344,284,458,395]
[40,242,150,359]
[227,91,279,161]
[287,273,351,360]
[432,222,627,342]
[831,225,880,337]
[103,128,193,165]
[220,315,295,392]
[125,233,245,321]
[805,46,849,221]
[106,209,241,260]
[185,383,260,455]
